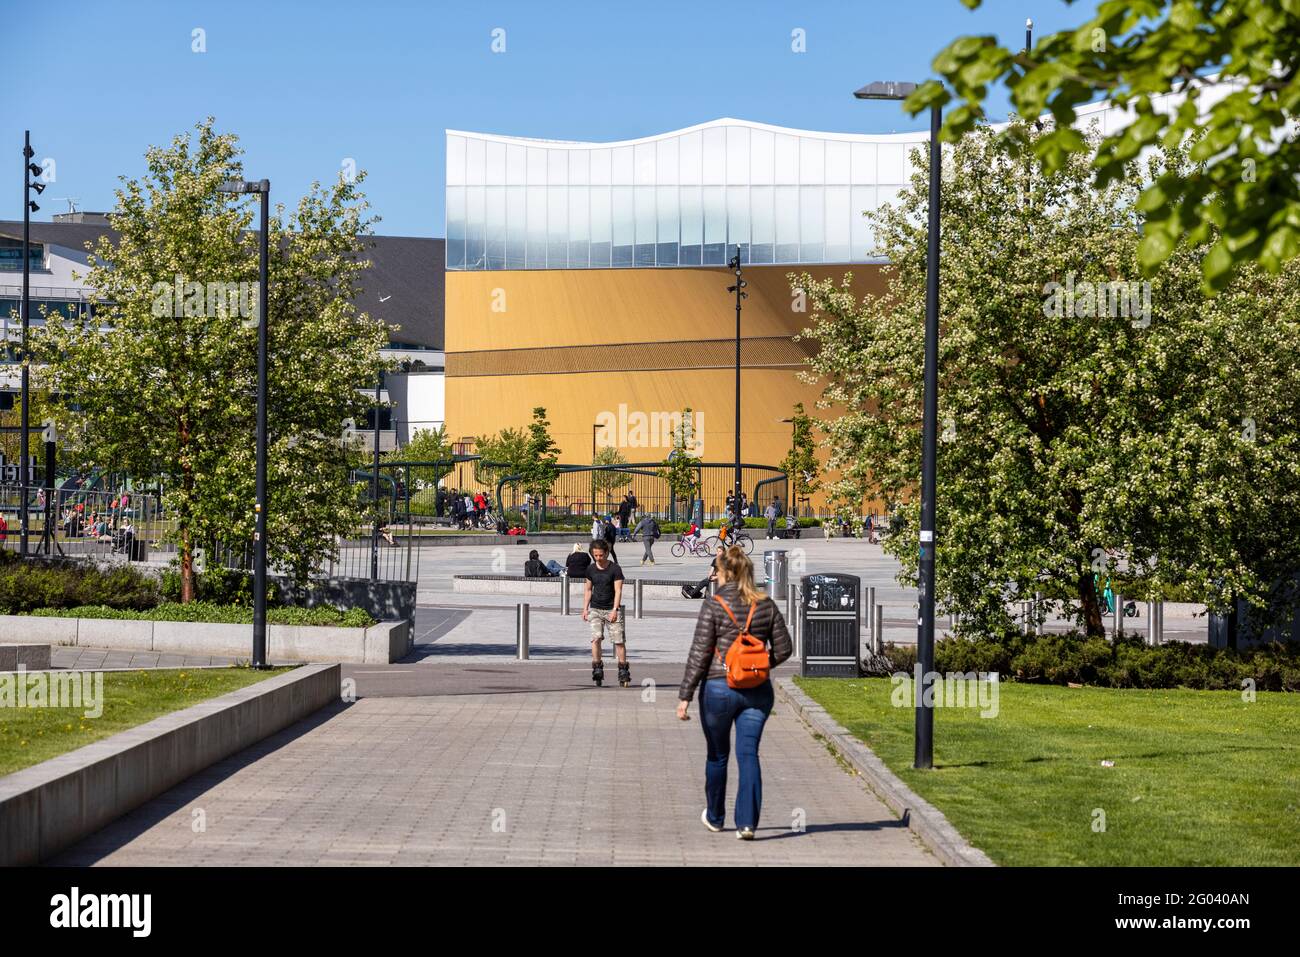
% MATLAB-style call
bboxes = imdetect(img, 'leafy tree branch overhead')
[905,0,1300,290]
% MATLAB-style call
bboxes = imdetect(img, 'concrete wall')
[0,616,411,664]
[0,663,340,865]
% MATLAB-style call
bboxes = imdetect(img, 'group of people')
[55,497,136,552]
[439,488,491,530]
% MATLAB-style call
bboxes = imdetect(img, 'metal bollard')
[866,586,876,647]
[560,572,570,616]
[787,582,797,629]
[873,604,884,655]
[1114,592,1124,640]
[1146,600,1155,645]
[635,578,644,619]
[1155,600,1164,645]
[516,603,529,660]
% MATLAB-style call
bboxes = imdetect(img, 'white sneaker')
[701,809,723,833]
[736,826,755,840]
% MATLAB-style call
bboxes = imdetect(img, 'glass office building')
[444,118,927,271]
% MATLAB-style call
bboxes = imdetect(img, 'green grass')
[0,667,289,777]
[796,677,1300,866]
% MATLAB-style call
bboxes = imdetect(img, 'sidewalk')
[53,663,936,867]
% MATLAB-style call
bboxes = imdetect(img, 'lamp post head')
[217,179,270,195]
[854,80,918,101]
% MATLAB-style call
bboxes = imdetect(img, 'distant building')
[0,214,445,451]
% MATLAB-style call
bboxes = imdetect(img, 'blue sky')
[3,0,1089,236]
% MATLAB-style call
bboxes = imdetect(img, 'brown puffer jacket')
[678,582,794,701]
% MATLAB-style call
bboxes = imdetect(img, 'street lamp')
[727,247,747,527]
[217,177,271,669]
[20,131,44,557]
[854,80,941,770]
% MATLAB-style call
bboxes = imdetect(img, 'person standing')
[582,540,629,687]
[435,486,447,518]
[601,514,619,564]
[565,542,592,578]
[633,512,660,565]
[677,546,793,838]
[617,491,633,534]
[764,501,778,540]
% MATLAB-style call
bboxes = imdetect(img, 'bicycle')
[704,530,754,555]
[670,535,711,558]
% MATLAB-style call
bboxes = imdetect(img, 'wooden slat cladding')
[446,336,816,377]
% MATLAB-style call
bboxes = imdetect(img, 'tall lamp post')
[20,131,45,557]
[727,247,747,526]
[855,81,941,769]
[218,177,271,669]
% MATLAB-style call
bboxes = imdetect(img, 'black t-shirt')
[586,561,624,610]
[566,551,592,577]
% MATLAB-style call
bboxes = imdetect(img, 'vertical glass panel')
[774,185,799,262]
[527,147,547,186]
[750,128,774,183]
[824,185,849,262]
[506,145,527,185]
[548,186,568,267]
[612,146,634,185]
[702,126,726,184]
[774,134,798,183]
[465,185,486,269]
[799,185,825,262]
[850,142,875,184]
[589,185,611,267]
[465,138,486,186]
[680,185,702,265]
[877,143,906,184]
[656,137,679,186]
[799,137,825,185]
[526,187,547,267]
[750,185,774,264]
[505,186,525,268]
[446,135,466,187]
[445,185,465,268]
[850,185,875,259]
[590,148,612,185]
[486,185,506,269]
[656,185,679,266]
[727,185,750,262]
[703,185,726,264]
[547,149,567,185]
[634,142,656,185]
[634,185,656,265]
[569,149,590,185]
[568,185,590,268]
[679,131,703,184]
[612,186,634,266]
[825,140,850,184]
[726,126,750,185]
[486,140,507,184]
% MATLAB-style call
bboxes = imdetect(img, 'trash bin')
[799,573,861,677]
[764,549,788,596]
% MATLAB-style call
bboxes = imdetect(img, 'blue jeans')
[698,677,774,831]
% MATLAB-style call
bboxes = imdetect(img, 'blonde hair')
[717,546,764,605]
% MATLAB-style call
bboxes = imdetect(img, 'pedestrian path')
[54,663,935,866]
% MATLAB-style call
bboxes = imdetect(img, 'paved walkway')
[54,663,935,867]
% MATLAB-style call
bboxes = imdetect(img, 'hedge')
[26,601,375,628]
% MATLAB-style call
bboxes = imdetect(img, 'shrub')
[27,601,375,628]
[0,559,160,615]
[161,565,279,607]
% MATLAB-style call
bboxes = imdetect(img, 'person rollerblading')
[618,661,631,688]
[582,539,628,689]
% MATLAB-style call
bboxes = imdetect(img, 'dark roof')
[0,221,444,350]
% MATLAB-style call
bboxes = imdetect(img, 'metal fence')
[0,485,164,560]
[378,457,790,525]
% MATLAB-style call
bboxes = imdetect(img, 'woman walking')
[676,546,792,839]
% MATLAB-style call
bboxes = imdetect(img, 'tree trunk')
[1078,568,1104,637]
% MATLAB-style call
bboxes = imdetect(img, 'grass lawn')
[796,677,1300,866]
[0,667,289,777]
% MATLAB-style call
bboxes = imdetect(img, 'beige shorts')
[588,607,626,645]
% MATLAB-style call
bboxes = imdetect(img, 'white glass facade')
[445,118,927,270]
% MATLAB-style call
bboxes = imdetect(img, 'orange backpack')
[712,595,771,689]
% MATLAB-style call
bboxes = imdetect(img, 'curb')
[0,662,340,865]
[775,676,995,867]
